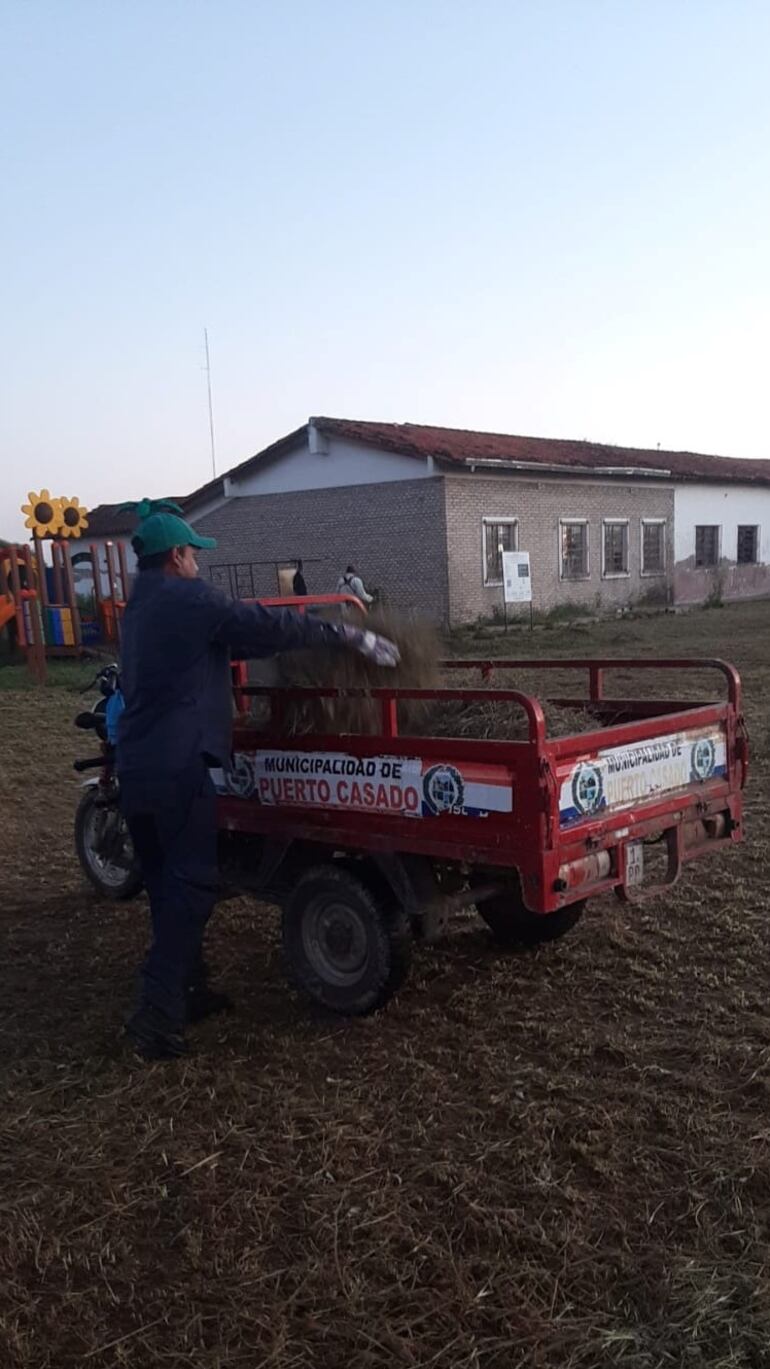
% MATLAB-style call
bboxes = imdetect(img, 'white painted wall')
[233,434,432,495]
[189,431,432,514]
[674,484,770,562]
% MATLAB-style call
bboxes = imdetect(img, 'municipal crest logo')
[423,763,465,815]
[571,762,605,816]
[225,753,257,798]
[690,737,716,782]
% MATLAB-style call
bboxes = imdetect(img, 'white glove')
[338,625,401,667]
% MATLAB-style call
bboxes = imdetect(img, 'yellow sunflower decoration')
[21,489,63,537]
[57,496,89,539]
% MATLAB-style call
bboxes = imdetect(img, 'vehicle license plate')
[625,841,644,887]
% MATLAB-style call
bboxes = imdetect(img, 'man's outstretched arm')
[203,586,399,665]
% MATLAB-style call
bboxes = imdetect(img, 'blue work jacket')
[117,572,340,780]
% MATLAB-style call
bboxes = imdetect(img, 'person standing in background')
[336,564,373,605]
[292,559,307,596]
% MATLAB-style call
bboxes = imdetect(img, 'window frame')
[481,516,519,587]
[694,525,721,569]
[640,518,667,578]
[558,518,590,581]
[736,524,759,566]
[601,519,630,579]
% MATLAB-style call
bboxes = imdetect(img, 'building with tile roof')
[88,418,770,622]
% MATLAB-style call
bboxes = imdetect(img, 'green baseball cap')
[120,498,217,556]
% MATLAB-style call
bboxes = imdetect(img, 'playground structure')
[1,487,133,679]
[0,535,130,681]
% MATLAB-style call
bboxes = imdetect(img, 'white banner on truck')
[214,750,514,818]
[558,725,727,826]
[252,751,423,815]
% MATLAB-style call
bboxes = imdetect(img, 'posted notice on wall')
[502,550,532,604]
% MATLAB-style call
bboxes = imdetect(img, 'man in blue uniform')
[117,499,399,1060]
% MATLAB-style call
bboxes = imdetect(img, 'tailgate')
[556,721,728,828]
[546,709,744,907]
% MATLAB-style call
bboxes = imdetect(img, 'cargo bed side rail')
[445,656,742,713]
[241,683,548,745]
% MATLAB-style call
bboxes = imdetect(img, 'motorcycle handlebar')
[80,664,120,695]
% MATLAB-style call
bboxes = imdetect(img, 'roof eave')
[185,422,310,510]
[444,457,673,479]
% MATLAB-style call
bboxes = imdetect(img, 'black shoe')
[125,1006,188,1061]
[186,987,234,1024]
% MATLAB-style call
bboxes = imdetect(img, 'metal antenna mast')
[204,327,217,477]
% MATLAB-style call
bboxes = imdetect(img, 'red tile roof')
[82,503,136,536]
[311,418,770,484]
[85,498,187,537]
[90,419,770,531]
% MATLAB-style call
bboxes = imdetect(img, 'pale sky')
[3,0,770,538]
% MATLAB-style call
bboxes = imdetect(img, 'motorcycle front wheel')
[75,789,143,900]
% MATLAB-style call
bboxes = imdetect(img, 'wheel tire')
[477,886,585,947]
[282,864,412,1015]
[75,790,143,900]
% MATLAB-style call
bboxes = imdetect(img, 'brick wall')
[194,477,449,619]
[191,470,675,627]
[444,475,675,621]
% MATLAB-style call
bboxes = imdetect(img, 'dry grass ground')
[1,602,769,1368]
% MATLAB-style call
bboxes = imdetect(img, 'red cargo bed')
[217,657,747,916]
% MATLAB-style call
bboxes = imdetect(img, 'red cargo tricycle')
[74,597,748,1016]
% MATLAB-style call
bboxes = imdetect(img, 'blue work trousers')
[121,761,219,1028]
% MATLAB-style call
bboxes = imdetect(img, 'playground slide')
[0,594,16,630]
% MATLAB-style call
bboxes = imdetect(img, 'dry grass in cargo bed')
[270,608,441,735]
[2,599,770,1367]
[419,694,593,740]
[258,616,596,741]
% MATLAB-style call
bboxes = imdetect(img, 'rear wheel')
[476,883,585,946]
[282,864,412,1015]
[75,789,143,900]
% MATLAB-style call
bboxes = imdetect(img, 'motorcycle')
[73,664,143,900]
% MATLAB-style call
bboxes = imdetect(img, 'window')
[602,521,629,577]
[695,526,720,568]
[482,518,518,585]
[560,520,589,580]
[641,520,666,576]
[737,525,759,565]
